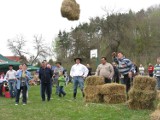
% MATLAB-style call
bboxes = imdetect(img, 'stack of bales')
[150,104,160,120]
[100,83,126,104]
[84,76,104,103]
[61,0,80,20]
[128,76,157,110]
[84,76,126,104]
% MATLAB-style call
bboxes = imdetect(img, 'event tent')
[0,54,20,72]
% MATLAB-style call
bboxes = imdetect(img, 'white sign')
[90,49,98,58]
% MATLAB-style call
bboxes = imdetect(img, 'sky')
[0,0,160,59]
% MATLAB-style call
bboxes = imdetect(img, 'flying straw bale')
[61,0,80,21]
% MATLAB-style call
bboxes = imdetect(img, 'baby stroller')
[2,81,10,98]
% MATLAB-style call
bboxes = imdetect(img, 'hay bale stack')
[101,83,126,104]
[85,76,105,86]
[61,0,80,21]
[150,110,160,120]
[128,76,156,110]
[133,76,156,90]
[84,85,103,103]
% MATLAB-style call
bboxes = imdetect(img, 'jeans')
[15,86,27,104]
[156,76,160,90]
[8,80,16,98]
[73,76,84,94]
[41,83,51,101]
[59,86,66,97]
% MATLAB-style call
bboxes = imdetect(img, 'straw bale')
[84,94,103,103]
[103,94,126,104]
[150,110,160,120]
[133,76,156,90]
[85,76,105,86]
[128,99,154,110]
[100,83,126,95]
[84,85,101,96]
[157,90,160,100]
[61,0,80,20]
[128,88,157,101]
[157,103,160,110]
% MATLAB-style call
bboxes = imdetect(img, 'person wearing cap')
[70,58,88,99]
[6,65,17,98]
[95,57,114,83]
[112,52,135,93]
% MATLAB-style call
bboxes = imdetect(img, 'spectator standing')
[39,61,53,101]
[6,65,17,98]
[15,64,31,105]
[70,58,88,99]
[53,62,64,95]
[154,57,160,90]
[86,64,92,76]
[139,64,145,76]
[112,62,119,83]
[148,63,154,77]
[58,71,66,97]
[95,57,114,83]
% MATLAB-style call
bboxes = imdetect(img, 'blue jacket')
[16,70,32,90]
[39,67,53,83]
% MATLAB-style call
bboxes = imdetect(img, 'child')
[58,71,66,97]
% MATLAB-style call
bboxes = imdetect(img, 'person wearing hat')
[70,57,88,99]
[6,65,17,98]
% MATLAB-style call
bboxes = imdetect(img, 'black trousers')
[113,75,119,83]
[104,78,111,83]
[15,86,27,103]
[41,83,51,101]
[123,74,131,93]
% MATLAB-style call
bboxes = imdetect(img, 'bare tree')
[29,35,51,65]
[7,35,28,56]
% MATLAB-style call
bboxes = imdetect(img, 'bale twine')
[128,76,156,110]
[61,0,80,21]
[150,110,160,120]
[84,85,103,103]
[133,76,156,91]
[129,88,157,101]
[100,83,126,95]
[85,76,105,86]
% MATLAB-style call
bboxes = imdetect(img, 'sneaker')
[23,103,26,105]
[15,103,18,105]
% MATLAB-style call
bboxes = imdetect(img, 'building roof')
[5,56,20,62]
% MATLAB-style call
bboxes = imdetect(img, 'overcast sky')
[0,0,160,57]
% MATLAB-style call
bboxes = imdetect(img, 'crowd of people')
[0,51,160,105]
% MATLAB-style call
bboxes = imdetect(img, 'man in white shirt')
[6,65,17,98]
[70,58,88,99]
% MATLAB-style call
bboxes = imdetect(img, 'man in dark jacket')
[39,61,53,101]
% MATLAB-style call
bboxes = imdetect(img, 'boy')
[58,71,66,97]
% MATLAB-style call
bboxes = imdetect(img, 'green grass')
[0,84,154,120]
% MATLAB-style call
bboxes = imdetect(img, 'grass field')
[0,84,155,120]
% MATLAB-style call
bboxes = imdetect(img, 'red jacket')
[148,66,154,74]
